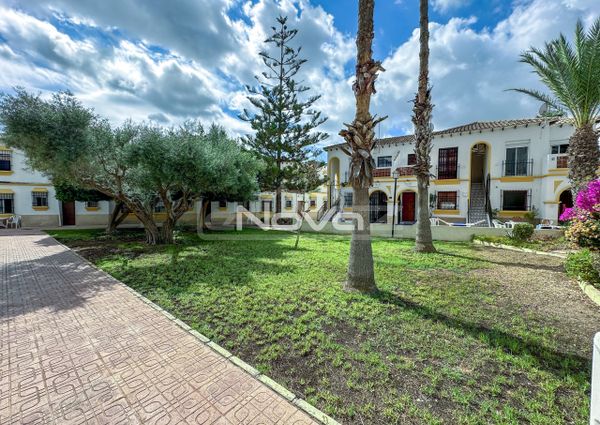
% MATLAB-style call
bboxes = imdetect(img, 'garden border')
[578,277,600,308]
[50,234,341,425]
[472,239,567,258]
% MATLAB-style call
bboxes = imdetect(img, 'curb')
[578,277,600,308]
[472,239,567,258]
[49,233,340,425]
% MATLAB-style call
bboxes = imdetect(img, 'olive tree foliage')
[0,89,261,244]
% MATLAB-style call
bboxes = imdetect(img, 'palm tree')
[412,0,436,253]
[513,18,600,194]
[338,0,386,293]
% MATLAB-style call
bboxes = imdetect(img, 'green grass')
[50,228,591,425]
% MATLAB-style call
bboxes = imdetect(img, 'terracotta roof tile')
[324,117,576,150]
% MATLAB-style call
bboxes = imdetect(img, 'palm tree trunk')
[413,0,436,253]
[341,0,383,293]
[568,123,599,194]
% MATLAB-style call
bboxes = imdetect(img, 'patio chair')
[492,219,504,229]
[7,215,22,229]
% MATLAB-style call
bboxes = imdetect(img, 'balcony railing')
[546,153,568,169]
[373,168,391,178]
[502,159,533,177]
[435,164,460,180]
[395,166,415,176]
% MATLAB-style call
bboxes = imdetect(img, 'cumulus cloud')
[0,0,598,146]
[372,0,599,136]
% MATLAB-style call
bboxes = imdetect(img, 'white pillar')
[592,332,600,425]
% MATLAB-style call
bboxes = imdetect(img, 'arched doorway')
[470,143,488,183]
[398,191,416,224]
[558,190,573,222]
[328,157,340,206]
[369,191,388,223]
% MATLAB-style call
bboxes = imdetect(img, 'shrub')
[524,206,539,225]
[511,223,534,242]
[565,249,600,289]
[561,179,600,250]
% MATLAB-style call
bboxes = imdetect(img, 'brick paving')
[0,231,319,424]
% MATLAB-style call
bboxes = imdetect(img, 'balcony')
[373,168,391,178]
[502,159,533,177]
[547,153,568,170]
[395,166,415,176]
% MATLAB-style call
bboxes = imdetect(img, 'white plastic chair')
[7,215,22,229]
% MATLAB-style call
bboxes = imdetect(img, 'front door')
[401,192,416,222]
[62,201,76,226]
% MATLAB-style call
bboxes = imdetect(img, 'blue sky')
[0,0,598,146]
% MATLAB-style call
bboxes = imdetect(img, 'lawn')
[49,228,597,425]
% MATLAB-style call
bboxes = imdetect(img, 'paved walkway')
[0,231,318,424]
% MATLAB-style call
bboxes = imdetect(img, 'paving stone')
[0,231,319,424]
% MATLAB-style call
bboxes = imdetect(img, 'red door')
[62,201,76,226]
[401,192,415,222]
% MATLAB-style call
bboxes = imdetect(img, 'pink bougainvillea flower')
[576,180,600,212]
[559,207,576,222]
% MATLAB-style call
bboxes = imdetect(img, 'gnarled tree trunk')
[106,201,128,235]
[568,123,600,194]
[339,0,385,293]
[413,0,436,253]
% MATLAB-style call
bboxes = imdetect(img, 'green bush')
[511,223,534,242]
[565,249,600,289]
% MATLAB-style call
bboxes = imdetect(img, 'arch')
[369,190,388,223]
[327,157,341,206]
[558,189,573,222]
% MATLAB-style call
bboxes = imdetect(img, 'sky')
[0,0,598,150]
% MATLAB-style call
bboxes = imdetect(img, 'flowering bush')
[561,179,600,250]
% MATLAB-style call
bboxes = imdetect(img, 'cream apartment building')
[0,144,327,228]
[0,145,111,227]
[325,118,579,225]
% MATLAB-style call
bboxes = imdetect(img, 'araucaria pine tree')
[240,16,328,214]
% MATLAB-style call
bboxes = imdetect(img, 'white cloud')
[371,0,599,137]
[0,0,598,147]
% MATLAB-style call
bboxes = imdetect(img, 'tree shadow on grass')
[438,250,565,273]
[369,289,591,376]
[97,234,307,299]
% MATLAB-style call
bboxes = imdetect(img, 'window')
[344,192,353,206]
[310,199,316,208]
[377,156,392,168]
[86,201,99,209]
[502,190,529,211]
[285,199,292,208]
[0,151,11,171]
[154,200,166,213]
[504,146,529,176]
[31,191,48,207]
[437,147,458,179]
[407,153,416,166]
[551,144,569,154]
[0,193,14,214]
[218,200,227,208]
[436,191,458,210]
